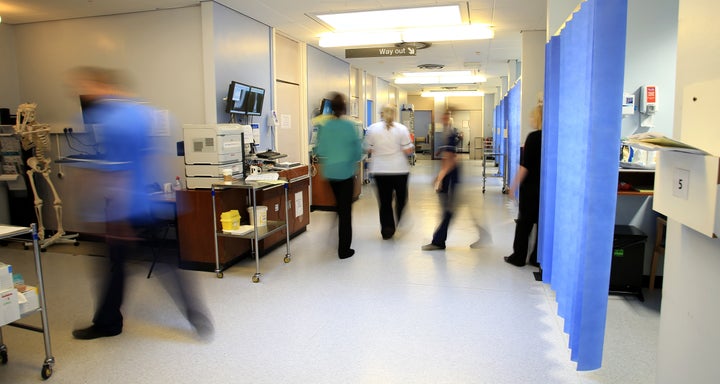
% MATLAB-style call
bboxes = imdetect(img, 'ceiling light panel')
[316,5,462,32]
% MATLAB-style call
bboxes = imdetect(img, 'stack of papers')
[245,172,279,181]
[222,225,255,235]
[623,132,708,155]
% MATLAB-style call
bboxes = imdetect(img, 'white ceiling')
[0,0,547,96]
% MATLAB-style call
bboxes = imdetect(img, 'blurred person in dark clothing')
[504,101,543,268]
[67,66,213,340]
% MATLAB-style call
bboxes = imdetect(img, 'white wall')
[211,2,272,140]
[657,0,720,382]
[520,30,546,141]
[306,45,350,118]
[0,24,20,111]
[621,0,679,138]
[8,7,205,233]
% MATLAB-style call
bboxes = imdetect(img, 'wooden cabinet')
[310,162,362,211]
[176,166,310,271]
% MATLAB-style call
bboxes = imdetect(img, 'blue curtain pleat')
[537,0,628,371]
[507,82,521,189]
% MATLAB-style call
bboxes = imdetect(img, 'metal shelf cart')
[210,179,291,282]
[480,137,507,193]
[0,223,55,380]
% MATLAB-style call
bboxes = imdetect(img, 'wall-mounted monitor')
[321,98,333,115]
[79,95,101,124]
[246,86,265,116]
[225,81,250,114]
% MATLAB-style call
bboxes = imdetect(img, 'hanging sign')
[345,46,417,58]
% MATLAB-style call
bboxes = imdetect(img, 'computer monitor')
[79,95,101,124]
[246,86,265,116]
[225,81,250,114]
[321,98,333,115]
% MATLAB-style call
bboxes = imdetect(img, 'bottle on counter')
[173,176,183,191]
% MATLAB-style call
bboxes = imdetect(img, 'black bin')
[610,225,647,301]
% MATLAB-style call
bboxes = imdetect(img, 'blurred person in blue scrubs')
[66,66,212,340]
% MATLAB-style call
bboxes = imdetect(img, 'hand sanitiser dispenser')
[639,85,657,114]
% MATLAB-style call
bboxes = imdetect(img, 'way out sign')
[345,46,417,59]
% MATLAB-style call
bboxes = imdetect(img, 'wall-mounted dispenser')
[622,93,636,116]
[639,85,657,114]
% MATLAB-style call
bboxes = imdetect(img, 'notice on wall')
[151,109,171,136]
[280,114,291,130]
[294,191,303,217]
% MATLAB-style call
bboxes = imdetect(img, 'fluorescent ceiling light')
[316,5,493,48]
[316,5,462,32]
[421,90,485,98]
[395,71,487,85]
[319,24,494,47]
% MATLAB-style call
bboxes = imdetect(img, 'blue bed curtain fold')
[538,0,627,371]
[507,81,521,190]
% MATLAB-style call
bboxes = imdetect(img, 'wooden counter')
[310,162,362,211]
[176,165,310,271]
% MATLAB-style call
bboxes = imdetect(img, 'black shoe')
[339,249,355,259]
[187,310,214,339]
[381,228,395,240]
[504,256,525,267]
[72,325,122,340]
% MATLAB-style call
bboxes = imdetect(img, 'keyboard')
[66,153,105,160]
[255,150,284,159]
[245,172,280,181]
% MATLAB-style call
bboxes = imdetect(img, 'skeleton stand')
[14,103,78,250]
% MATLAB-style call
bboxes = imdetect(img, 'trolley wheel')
[283,255,291,263]
[23,245,29,250]
[74,241,80,246]
[41,364,52,379]
[252,275,260,283]
[41,247,48,252]
[216,272,224,279]
[1,349,8,364]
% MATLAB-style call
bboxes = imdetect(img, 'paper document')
[222,225,255,235]
[623,132,708,155]
[245,172,279,181]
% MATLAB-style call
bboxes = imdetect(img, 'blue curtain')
[538,0,627,371]
[507,81,521,189]
[492,104,504,175]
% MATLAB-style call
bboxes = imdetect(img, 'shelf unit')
[0,224,55,380]
[210,179,292,282]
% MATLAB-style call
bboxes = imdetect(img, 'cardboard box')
[18,285,39,316]
[0,288,20,326]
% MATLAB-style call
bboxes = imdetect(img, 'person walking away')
[364,104,414,239]
[314,92,363,259]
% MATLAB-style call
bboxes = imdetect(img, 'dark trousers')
[93,219,200,331]
[329,177,355,256]
[509,186,539,264]
[431,180,458,246]
[373,173,409,237]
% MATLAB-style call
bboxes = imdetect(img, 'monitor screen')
[321,98,333,115]
[225,81,250,114]
[246,86,265,116]
[79,95,101,124]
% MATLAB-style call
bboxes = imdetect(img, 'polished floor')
[0,159,660,383]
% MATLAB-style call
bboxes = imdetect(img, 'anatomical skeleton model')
[14,103,78,249]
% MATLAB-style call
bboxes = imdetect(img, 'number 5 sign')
[673,168,690,200]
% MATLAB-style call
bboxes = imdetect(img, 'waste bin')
[610,225,647,301]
